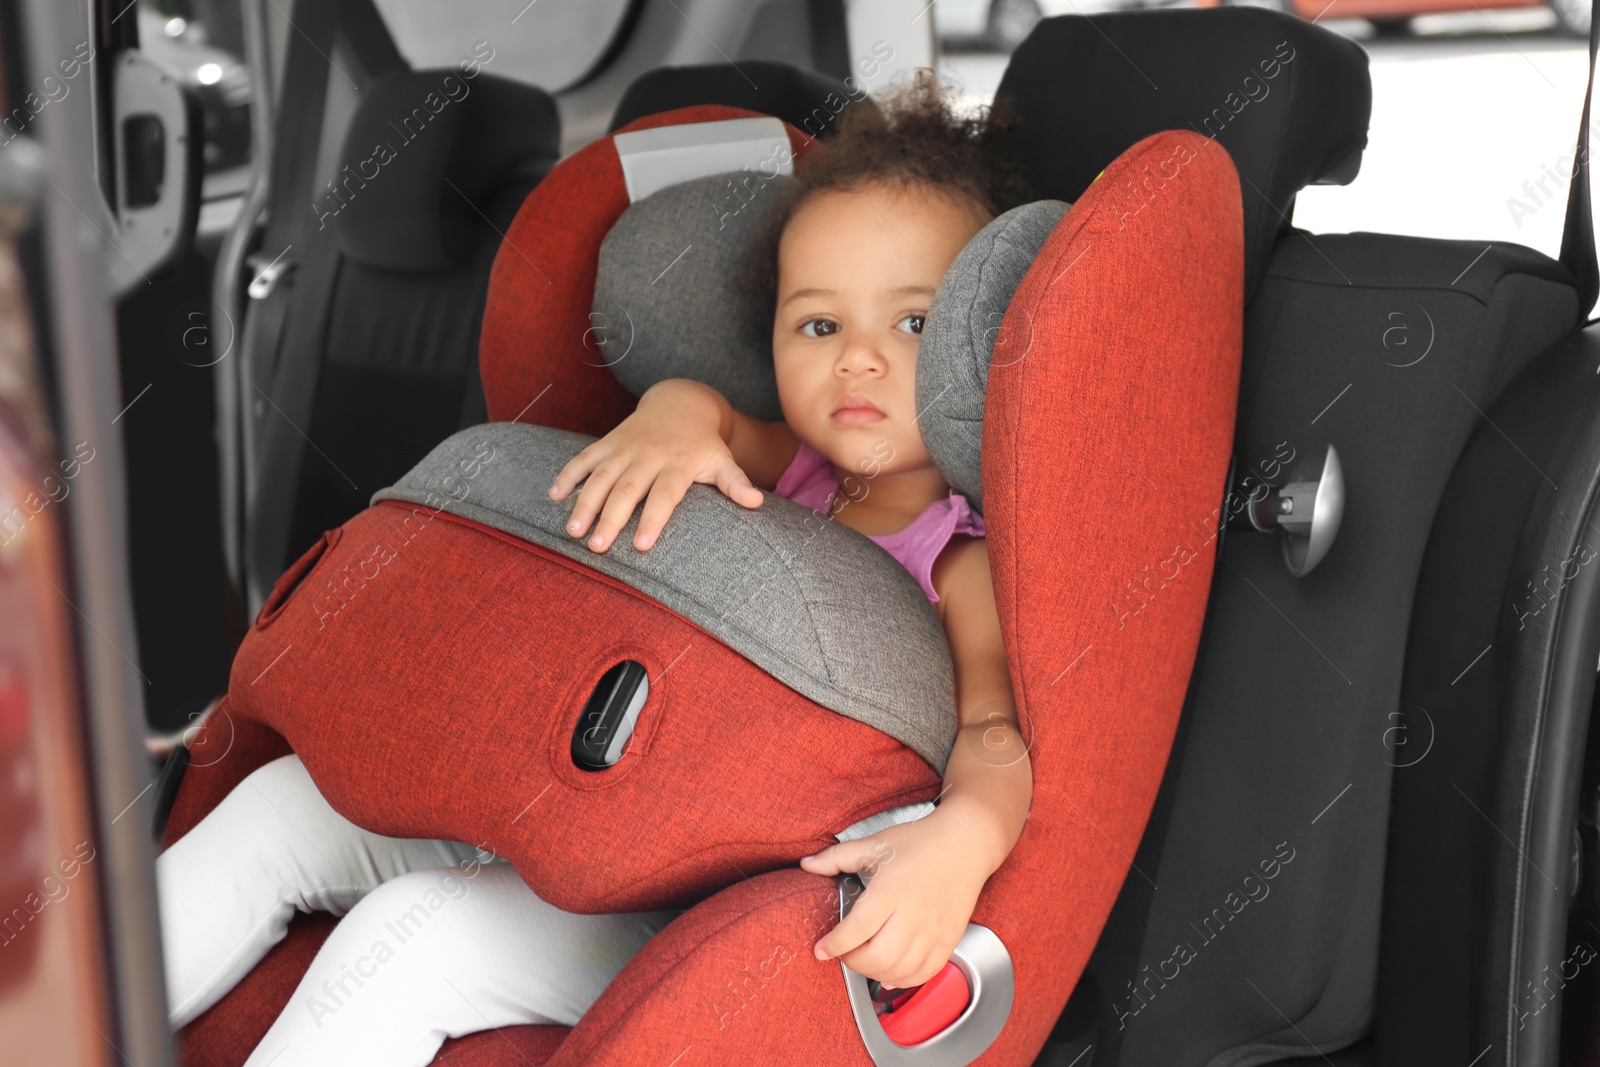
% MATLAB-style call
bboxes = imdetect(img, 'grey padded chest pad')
[372,421,958,775]
[917,199,1072,515]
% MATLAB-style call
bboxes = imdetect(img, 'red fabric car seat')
[162,105,1244,1067]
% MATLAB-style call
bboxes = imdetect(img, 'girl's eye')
[896,314,926,336]
[801,318,839,338]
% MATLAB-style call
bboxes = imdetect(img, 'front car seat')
[241,67,560,611]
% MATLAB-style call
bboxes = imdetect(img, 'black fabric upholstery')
[991,9,1370,305]
[335,70,558,273]
[608,60,868,138]
[284,206,514,560]
[1083,232,1577,1064]
[268,72,555,576]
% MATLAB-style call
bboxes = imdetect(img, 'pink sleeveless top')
[772,439,985,603]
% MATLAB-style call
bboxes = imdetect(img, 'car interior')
[7,0,1600,1064]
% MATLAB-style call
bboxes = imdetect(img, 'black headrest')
[608,61,869,139]
[992,10,1370,304]
[335,69,559,274]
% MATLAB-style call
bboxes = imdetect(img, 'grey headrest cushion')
[591,172,797,422]
[916,199,1071,515]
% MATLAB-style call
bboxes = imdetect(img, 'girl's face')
[772,181,989,484]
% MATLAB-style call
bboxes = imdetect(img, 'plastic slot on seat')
[570,660,649,769]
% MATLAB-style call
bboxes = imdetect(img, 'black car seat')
[987,11,1595,1067]
[609,59,868,137]
[239,63,559,611]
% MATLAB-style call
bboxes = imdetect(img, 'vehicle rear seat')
[990,12,1581,1066]
[244,69,560,597]
[609,59,867,137]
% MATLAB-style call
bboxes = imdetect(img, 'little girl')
[157,72,1035,1066]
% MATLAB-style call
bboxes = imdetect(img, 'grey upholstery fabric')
[917,199,1071,514]
[372,421,959,775]
[591,172,799,422]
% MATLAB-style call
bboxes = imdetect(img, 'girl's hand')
[548,379,764,553]
[799,806,995,992]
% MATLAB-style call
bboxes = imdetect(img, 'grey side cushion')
[372,421,958,775]
[917,199,1072,515]
[591,171,799,423]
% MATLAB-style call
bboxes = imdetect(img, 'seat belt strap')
[236,0,337,609]
[1559,0,1600,318]
[239,0,405,609]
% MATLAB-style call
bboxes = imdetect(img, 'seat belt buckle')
[836,872,1015,1065]
[246,249,296,300]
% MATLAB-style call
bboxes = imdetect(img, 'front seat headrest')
[991,9,1370,304]
[609,61,872,141]
[333,69,560,275]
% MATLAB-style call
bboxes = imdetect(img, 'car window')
[137,0,252,195]
[370,0,635,92]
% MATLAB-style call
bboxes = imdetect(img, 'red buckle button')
[879,963,971,1047]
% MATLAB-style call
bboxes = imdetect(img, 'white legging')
[159,754,934,1067]
[158,755,684,1066]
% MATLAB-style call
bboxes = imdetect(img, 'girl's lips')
[832,407,886,426]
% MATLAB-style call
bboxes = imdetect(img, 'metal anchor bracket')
[1226,442,1345,577]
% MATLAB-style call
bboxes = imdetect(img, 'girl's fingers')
[556,438,752,551]
[819,889,894,964]
[549,442,608,503]
[888,943,940,992]
[586,462,659,552]
[564,453,631,539]
[715,458,763,509]
[634,470,693,550]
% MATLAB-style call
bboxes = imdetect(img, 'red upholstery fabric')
[478,105,818,431]
[969,130,1242,1059]
[531,868,877,1063]
[167,128,1243,1065]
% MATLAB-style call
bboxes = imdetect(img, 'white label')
[614,117,793,203]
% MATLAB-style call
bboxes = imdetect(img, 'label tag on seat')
[615,117,792,203]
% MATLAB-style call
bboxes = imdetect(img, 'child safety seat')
[162,8,1562,1064]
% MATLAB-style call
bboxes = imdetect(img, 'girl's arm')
[929,536,1032,877]
[550,378,798,552]
[696,381,800,491]
[801,536,1032,991]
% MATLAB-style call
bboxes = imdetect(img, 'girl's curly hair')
[743,70,1032,324]
[789,68,1032,219]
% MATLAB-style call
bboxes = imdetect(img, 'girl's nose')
[835,333,887,376]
